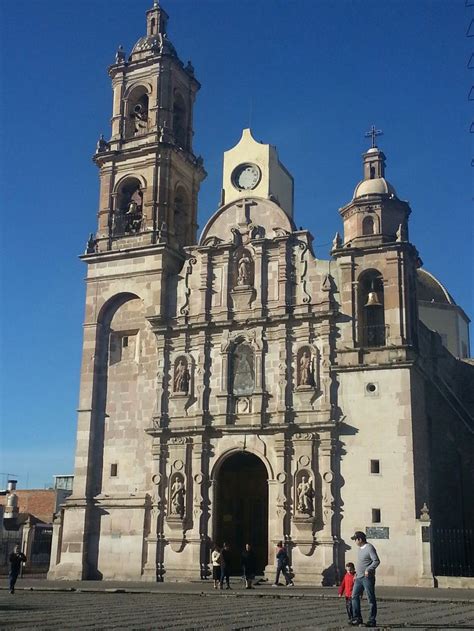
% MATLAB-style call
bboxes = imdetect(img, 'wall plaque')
[366,526,389,540]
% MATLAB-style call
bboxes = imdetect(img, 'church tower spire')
[91,2,206,252]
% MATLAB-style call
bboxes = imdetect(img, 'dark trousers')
[275,562,291,585]
[352,576,377,623]
[345,596,354,620]
[220,567,230,587]
[9,569,19,592]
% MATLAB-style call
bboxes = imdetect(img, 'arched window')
[231,343,254,396]
[362,216,375,236]
[126,87,149,138]
[358,271,385,347]
[114,177,143,235]
[150,18,156,34]
[173,92,187,148]
[174,186,188,246]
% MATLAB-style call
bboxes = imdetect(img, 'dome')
[353,177,397,199]
[417,269,456,305]
[130,33,177,59]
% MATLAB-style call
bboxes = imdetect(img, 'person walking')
[211,544,221,589]
[219,542,231,590]
[338,562,356,622]
[350,531,380,627]
[272,540,294,587]
[241,543,257,589]
[8,545,27,594]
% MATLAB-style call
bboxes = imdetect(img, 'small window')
[372,508,381,523]
[110,464,118,477]
[122,336,129,348]
[370,460,380,474]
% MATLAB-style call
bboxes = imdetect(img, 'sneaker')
[350,620,363,627]
[272,583,281,587]
[226,585,231,590]
[286,581,295,587]
[365,622,377,628]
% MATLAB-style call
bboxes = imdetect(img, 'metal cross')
[365,125,383,148]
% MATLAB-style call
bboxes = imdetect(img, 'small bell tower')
[333,130,420,353]
[91,1,206,252]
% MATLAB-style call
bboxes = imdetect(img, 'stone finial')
[115,45,126,64]
[419,502,430,521]
[96,134,109,154]
[332,232,342,249]
[396,223,407,242]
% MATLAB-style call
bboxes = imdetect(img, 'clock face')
[232,163,261,191]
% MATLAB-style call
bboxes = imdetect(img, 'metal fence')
[433,528,474,577]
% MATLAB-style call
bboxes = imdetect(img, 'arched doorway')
[214,452,268,574]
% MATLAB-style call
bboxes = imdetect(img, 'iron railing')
[362,324,388,348]
[433,528,474,577]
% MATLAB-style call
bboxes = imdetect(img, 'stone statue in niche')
[173,357,190,394]
[237,252,252,286]
[170,475,185,518]
[298,350,314,387]
[131,103,148,135]
[297,475,314,516]
[232,344,254,396]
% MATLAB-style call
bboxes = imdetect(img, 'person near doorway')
[241,543,257,589]
[211,544,221,589]
[273,540,294,587]
[8,545,27,594]
[338,561,356,622]
[350,531,380,627]
[219,542,231,589]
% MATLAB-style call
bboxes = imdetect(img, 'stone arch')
[113,177,144,236]
[357,269,385,347]
[124,84,151,138]
[211,450,270,573]
[210,446,274,481]
[362,215,375,235]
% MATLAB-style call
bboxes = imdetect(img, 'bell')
[365,290,382,307]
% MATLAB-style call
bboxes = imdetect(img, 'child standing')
[338,562,356,622]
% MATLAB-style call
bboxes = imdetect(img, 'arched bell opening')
[358,270,385,347]
[125,86,149,138]
[362,215,375,236]
[213,451,268,575]
[113,177,143,236]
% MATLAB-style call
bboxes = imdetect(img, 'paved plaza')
[1,581,473,630]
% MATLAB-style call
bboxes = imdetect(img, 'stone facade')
[49,3,474,585]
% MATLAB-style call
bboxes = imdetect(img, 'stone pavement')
[1,579,473,630]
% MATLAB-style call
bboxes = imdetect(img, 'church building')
[49,3,474,586]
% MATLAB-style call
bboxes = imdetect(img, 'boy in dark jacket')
[273,541,294,587]
[241,543,257,589]
[8,546,27,594]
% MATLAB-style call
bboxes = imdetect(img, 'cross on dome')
[365,125,383,149]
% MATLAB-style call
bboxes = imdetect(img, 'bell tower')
[92,1,206,252]
[333,131,420,353]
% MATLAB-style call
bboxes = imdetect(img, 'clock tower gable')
[221,128,294,218]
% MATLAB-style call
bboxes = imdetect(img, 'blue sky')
[1,0,472,489]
